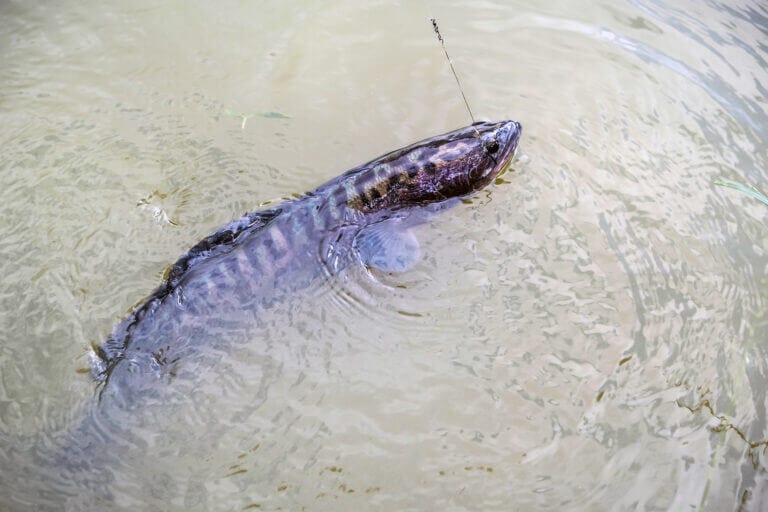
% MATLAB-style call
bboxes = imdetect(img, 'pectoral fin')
[354,220,421,272]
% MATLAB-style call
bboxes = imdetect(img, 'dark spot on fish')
[245,245,262,271]
[368,185,382,200]
[263,235,282,261]
[424,162,437,175]
[208,266,226,288]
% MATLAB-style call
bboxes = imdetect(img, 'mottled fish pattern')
[94,120,522,405]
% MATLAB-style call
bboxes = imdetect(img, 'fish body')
[94,120,522,407]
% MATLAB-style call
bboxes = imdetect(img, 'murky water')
[1,1,767,510]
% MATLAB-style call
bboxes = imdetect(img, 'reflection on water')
[1,0,767,510]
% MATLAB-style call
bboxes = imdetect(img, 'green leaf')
[714,180,768,207]
[257,111,291,119]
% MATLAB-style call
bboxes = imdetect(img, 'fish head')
[345,120,522,213]
[423,120,522,200]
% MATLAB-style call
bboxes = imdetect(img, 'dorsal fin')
[164,208,282,290]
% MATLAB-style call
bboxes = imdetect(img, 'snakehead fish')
[93,120,522,408]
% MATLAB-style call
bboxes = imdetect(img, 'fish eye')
[486,139,499,154]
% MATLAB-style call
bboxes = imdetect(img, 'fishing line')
[429,17,478,134]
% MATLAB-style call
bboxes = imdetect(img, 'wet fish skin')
[94,120,522,406]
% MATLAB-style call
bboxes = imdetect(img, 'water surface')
[1,1,767,510]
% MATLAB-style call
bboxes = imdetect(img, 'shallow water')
[1,1,767,510]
